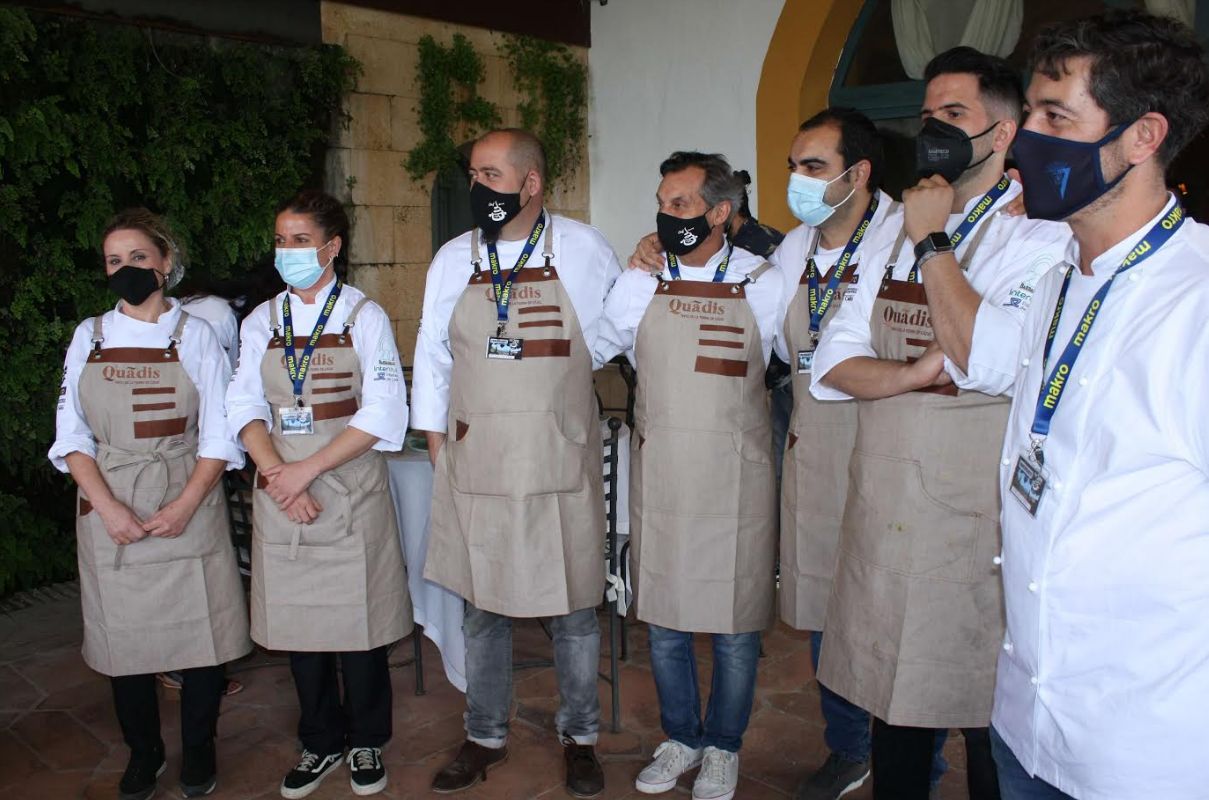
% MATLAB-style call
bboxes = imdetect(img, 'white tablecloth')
[386,419,631,693]
[386,449,467,692]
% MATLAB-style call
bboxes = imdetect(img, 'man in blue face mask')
[945,11,1209,800]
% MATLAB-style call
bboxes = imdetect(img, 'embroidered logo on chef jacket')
[487,201,507,222]
[1003,254,1056,310]
[678,227,699,247]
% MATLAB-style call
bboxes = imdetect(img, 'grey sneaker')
[635,740,703,794]
[795,753,870,800]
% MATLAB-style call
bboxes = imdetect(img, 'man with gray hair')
[595,151,784,800]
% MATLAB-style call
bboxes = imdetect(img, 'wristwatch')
[913,231,953,268]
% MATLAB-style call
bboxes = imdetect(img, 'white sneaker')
[635,740,704,794]
[692,746,738,800]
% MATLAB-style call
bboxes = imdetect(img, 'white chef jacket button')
[1079,377,1088,386]
[1003,641,1013,652]
[1002,458,1011,466]
[1053,479,1064,490]
[1129,272,1140,282]
[1028,581,1038,592]
[1030,676,1040,686]
[1021,357,1031,367]
[993,556,1003,565]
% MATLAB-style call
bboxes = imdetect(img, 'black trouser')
[111,665,226,756]
[872,719,1000,800]
[289,646,392,754]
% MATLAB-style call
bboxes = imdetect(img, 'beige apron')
[779,232,860,631]
[75,311,251,677]
[818,222,1007,728]
[423,218,606,618]
[250,293,411,651]
[630,263,777,634]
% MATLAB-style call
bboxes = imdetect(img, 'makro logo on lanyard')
[907,175,1010,283]
[283,281,342,395]
[1032,201,1184,434]
[808,194,879,329]
[667,246,732,282]
[487,215,545,321]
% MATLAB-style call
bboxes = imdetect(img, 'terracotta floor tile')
[0,729,43,791]
[11,709,107,771]
[0,666,44,713]
[10,648,98,696]
[6,768,93,799]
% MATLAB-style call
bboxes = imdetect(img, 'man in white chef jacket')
[943,10,1209,800]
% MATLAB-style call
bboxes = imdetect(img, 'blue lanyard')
[907,174,1011,283]
[667,245,732,282]
[486,213,545,331]
[807,194,880,336]
[1029,201,1184,458]
[282,280,342,404]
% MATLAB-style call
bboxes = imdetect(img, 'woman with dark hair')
[50,208,251,800]
[225,189,411,799]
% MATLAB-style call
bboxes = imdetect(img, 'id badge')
[1009,450,1048,517]
[279,406,315,436]
[486,336,524,360]
[796,349,815,374]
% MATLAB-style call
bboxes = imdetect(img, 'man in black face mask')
[412,128,622,798]
[808,48,1070,800]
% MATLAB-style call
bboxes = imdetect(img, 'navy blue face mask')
[1012,123,1133,221]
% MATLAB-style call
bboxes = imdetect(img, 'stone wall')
[320,1,591,364]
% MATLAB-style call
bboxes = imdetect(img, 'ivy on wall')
[500,35,588,187]
[0,7,357,595]
[403,33,500,180]
[404,32,588,189]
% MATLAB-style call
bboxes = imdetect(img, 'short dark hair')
[798,106,885,190]
[659,151,744,224]
[276,189,351,274]
[924,46,1024,121]
[1030,9,1209,166]
[733,169,753,220]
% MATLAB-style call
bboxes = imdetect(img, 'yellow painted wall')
[756,0,864,233]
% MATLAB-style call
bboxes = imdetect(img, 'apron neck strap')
[541,210,554,265]
[957,210,998,271]
[339,297,370,343]
[165,310,187,356]
[269,294,282,336]
[470,227,482,274]
[91,315,105,353]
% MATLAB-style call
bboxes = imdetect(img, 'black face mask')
[915,118,998,183]
[657,211,714,256]
[108,265,162,306]
[470,181,527,240]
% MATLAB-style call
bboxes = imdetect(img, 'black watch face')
[928,232,950,250]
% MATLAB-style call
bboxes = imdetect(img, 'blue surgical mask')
[274,241,333,290]
[787,167,856,226]
[1012,124,1133,221]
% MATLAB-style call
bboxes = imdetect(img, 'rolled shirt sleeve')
[593,267,656,367]
[225,311,274,440]
[48,321,98,473]
[348,301,408,451]
[182,318,244,469]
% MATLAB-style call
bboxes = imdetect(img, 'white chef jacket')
[964,196,1209,800]
[411,212,622,433]
[810,180,1070,401]
[49,299,243,472]
[771,189,898,363]
[226,279,407,451]
[594,244,783,367]
[180,294,239,372]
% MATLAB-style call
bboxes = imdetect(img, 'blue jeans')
[991,727,1074,800]
[463,604,600,747]
[648,624,760,753]
[810,631,948,782]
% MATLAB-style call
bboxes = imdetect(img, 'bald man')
[412,128,622,797]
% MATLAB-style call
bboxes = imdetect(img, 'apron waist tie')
[96,442,192,570]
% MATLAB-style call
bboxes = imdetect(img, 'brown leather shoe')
[562,738,604,799]
[431,741,509,794]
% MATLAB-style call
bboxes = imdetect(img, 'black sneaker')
[119,749,166,800]
[347,747,388,796]
[280,750,343,799]
[180,740,217,797]
[794,753,870,800]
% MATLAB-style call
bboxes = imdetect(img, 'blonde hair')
[101,208,187,289]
